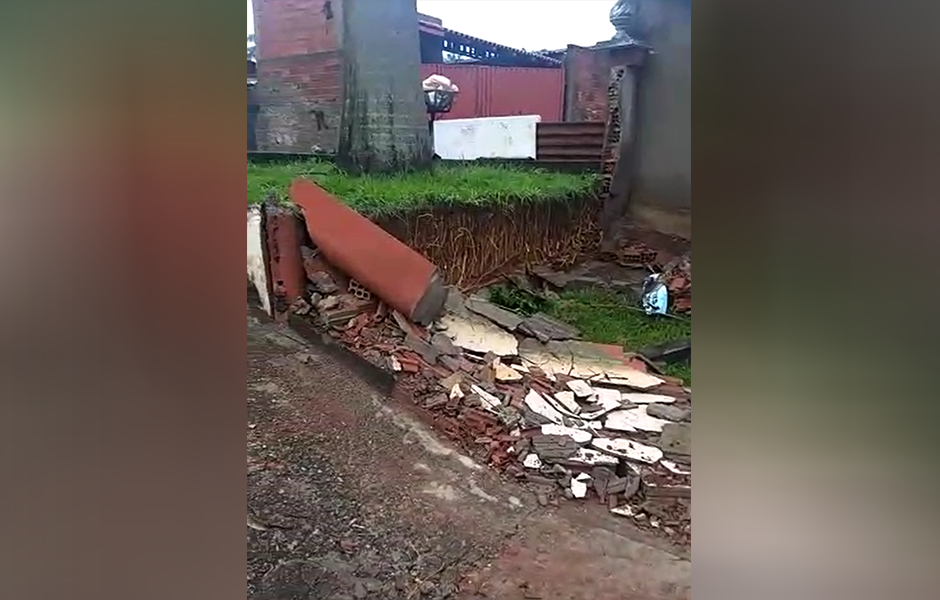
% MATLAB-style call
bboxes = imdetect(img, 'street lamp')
[422,74,459,141]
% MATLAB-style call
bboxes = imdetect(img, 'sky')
[247,0,616,52]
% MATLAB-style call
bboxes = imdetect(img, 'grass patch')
[247,160,599,215]
[546,289,692,386]
[488,286,692,386]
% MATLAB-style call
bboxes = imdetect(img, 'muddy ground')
[247,307,691,600]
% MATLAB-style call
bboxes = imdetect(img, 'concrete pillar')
[337,0,433,173]
[602,66,640,236]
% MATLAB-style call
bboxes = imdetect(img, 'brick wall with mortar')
[338,0,432,172]
[253,0,344,153]
[564,44,645,125]
[563,0,691,238]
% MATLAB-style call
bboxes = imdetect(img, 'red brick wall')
[563,44,646,123]
[564,45,610,123]
[253,0,344,153]
[255,0,340,58]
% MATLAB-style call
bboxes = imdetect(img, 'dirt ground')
[247,307,691,600]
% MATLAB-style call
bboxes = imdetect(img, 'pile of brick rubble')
[286,241,692,548]
[599,240,692,313]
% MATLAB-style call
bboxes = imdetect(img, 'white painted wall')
[433,115,540,160]
[247,207,272,315]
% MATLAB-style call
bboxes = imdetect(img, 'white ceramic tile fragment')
[591,437,663,464]
[471,385,502,414]
[570,473,592,498]
[661,459,691,475]
[566,379,595,398]
[553,391,581,414]
[604,406,670,433]
[523,453,543,469]
[540,424,592,444]
[621,393,677,404]
[568,448,619,466]
[523,389,565,424]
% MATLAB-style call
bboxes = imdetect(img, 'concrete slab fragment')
[430,332,460,356]
[658,423,691,456]
[519,312,580,342]
[519,338,663,388]
[465,298,524,331]
[646,402,691,422]
[531,434,579,460]
[440,312,519,356]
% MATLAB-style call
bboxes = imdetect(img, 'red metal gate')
[420,64,564,121]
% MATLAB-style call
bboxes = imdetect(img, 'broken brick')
[463,408,499,431]
[398,360,420,374]
[424,394,448,410]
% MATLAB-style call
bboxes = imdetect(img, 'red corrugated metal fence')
[535,121,606,165]
[420,64,564,121]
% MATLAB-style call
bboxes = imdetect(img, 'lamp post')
[423,87,458,142]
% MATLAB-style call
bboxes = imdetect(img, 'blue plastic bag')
[641,273,669,315]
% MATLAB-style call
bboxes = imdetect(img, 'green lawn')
[247,160,599,216]
[489,286,692,386]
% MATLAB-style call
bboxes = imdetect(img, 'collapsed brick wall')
[253,0,344,153]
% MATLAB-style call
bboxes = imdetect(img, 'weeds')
[486,285,550,316]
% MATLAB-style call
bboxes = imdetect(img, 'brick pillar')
[252,0,344,153]
[337,0,432,173]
